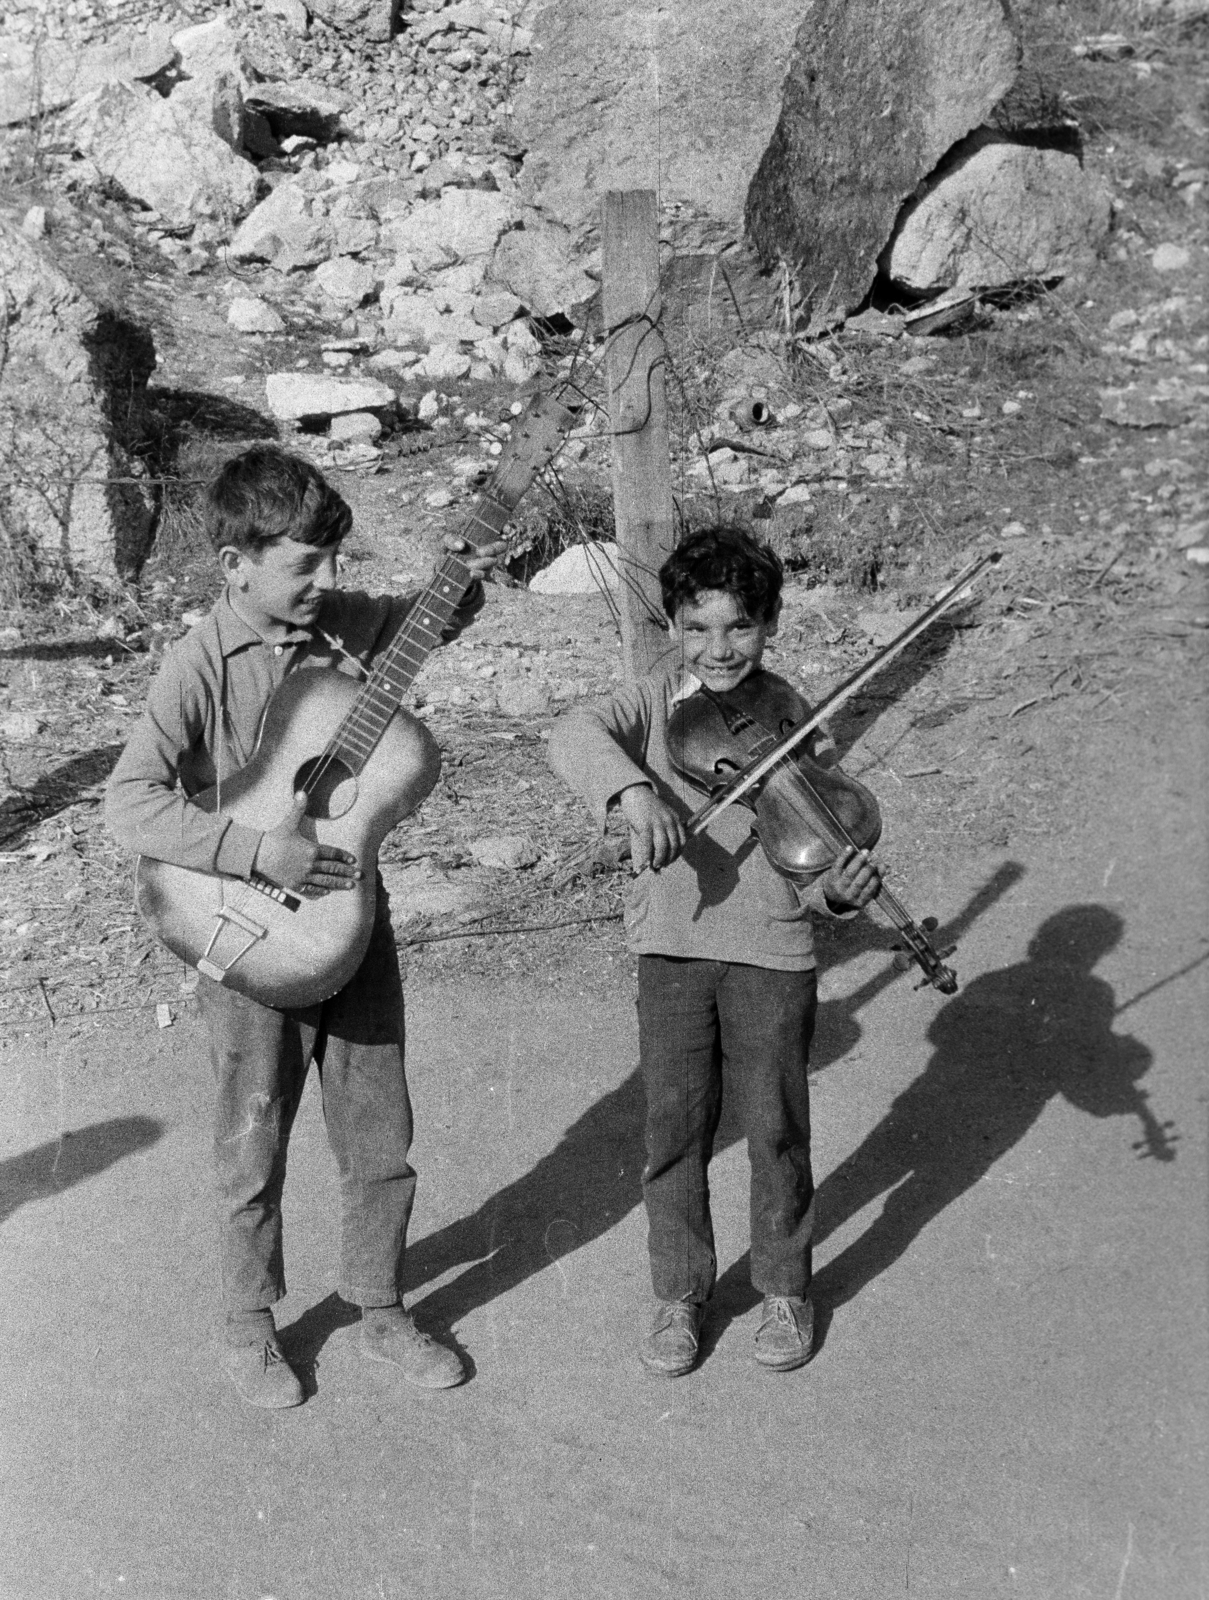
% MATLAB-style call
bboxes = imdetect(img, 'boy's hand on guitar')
[255,792,362,895]
[823,846,882,910]
[442,533,507,582]
[619,784,686,872]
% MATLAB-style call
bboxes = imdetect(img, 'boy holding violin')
[549,525,880,1377]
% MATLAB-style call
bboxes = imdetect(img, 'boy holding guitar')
[107,445,503,1408]
[550,526,880,1378]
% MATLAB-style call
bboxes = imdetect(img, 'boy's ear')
[765,598,782,636]
[219,546,250,588]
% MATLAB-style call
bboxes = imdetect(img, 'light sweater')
[548,660,852,971]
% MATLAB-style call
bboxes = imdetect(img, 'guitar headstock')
[463,390,581,550]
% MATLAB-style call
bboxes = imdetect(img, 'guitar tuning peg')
[921,915,938,932]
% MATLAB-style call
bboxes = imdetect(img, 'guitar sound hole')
[294,755,358,820]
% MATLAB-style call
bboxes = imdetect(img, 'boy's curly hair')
[205,446,352,555]
[659,525,784,623]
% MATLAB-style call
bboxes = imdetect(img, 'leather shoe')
[361,1310,465,1389]
[639,1300,703,1377]
[754,1294,814,1371]
[222,1339,304,1409]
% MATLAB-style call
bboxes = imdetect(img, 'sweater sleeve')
[104,648,262,877]
[548,679,658,829]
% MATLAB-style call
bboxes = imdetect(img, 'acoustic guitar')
[135,391,576,1009]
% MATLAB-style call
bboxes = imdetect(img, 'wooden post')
[602,189,676,680]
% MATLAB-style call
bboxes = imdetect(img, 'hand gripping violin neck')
[668,674,958,995]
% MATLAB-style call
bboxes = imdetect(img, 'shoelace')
[261,1341,288,1370]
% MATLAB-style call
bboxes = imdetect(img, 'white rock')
[330,411,382,441]
[1152,243,1192,273]
[1185,546,1209,566]
[386,188,519,263]
[0,711,45,743]
[469,834,540,870]
[529,542,621,594]
[884,141,1111,290]
[503,348,541,385]
[418,391,441,422]
[171,17,250,82]
[265,373,395,420]
[228,297,285,334]
[425,487,456,508]
[777,483,815,506]
[414,343,473,380]
[20,205,47,239]
[61,79,259,228]
[368,349,422,373]
[382,287,482,349]
[496,678,551,718]
[316,257,378,305]
[489,224,596,320]
[0,26,176,126]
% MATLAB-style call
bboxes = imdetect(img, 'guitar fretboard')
[330,553,476,773]
[302,392,575,784]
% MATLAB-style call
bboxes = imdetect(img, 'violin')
[668,672,958,995]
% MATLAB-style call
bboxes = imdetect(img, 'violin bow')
[686,550,1003,836]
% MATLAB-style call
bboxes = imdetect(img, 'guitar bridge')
[196,901,270,985]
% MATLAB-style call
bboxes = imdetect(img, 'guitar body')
[135,667,441,1010]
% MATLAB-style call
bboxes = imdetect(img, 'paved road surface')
[1,737,1205,1599]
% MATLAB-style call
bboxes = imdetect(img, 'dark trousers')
[196,897,414,1314]
[637,956,817,1305]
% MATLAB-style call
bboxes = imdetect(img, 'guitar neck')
[326,391,576,774]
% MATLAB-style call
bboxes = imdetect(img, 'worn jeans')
[197,894,414,1314]
[637,956,817,1305]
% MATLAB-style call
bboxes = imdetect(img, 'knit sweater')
[549,660,852,971]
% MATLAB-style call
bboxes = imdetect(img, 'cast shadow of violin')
[402,864,1028,1335]
[708,900,1177,1357]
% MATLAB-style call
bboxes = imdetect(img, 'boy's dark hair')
[205,446,352,555]
[659,525,784,623]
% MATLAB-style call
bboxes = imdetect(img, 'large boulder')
[0,221,155,580]
[514,0,795,253]
[882,137,1111,291]
[0,26,176,126]
[62,79,260,228]
[746,0,1019,328]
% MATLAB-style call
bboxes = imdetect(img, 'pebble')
[1001,521,1028,539]
[469,834,540,871]
[1185,547,1209,566]
[1152,243,1191,273]
[228,297,285,334]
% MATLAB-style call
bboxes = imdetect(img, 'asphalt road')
[1,731,1205,1600]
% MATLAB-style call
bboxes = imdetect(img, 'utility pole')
[602,189,676,680]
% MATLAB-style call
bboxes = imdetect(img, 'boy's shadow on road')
[405,896,1174,1355]
[710,902,1174,1354]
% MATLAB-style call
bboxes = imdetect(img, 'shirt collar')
[213,589,314,657]
[670,670,702,707]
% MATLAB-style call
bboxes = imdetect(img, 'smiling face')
[670,587,779,693]
[222,536,341,637]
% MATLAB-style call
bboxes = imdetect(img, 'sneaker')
[639,1300,703,1378]
[361,1310,465,1389]
[753,1294,814,1372]
[222,1339,304,1409]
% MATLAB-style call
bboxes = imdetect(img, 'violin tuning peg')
[939,945,957,960]
[921,916,938,932]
